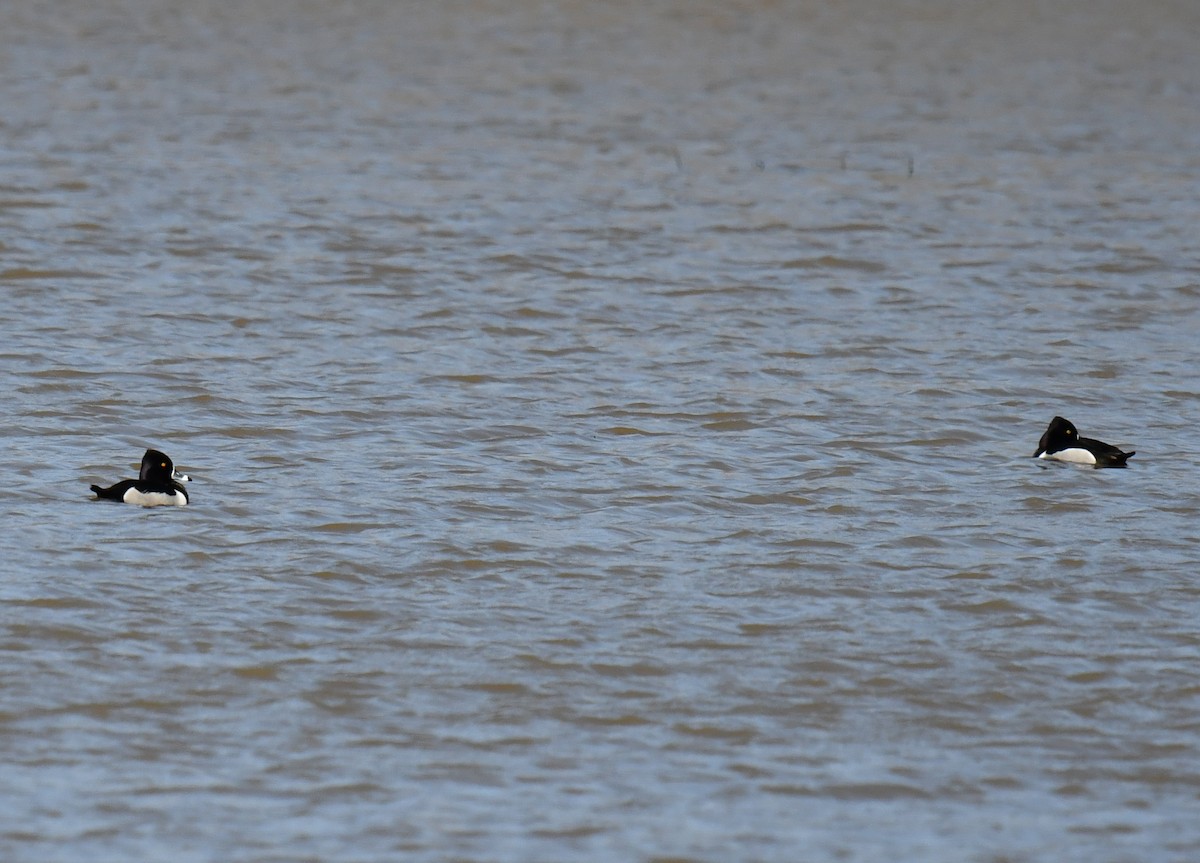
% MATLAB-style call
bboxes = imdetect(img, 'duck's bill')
[173,469,191,482]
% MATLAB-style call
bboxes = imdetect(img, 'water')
[3,1,1200,861]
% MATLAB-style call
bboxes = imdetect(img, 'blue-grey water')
[3,2,1200,861]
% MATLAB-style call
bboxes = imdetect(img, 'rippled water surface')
[4,2,1200,861]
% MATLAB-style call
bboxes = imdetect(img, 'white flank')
[1040,447,1097,465]
[123,487,188,507]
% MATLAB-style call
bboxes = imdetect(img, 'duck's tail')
[1103,451,1135,468]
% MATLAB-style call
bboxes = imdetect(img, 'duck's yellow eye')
[161,462,168,468]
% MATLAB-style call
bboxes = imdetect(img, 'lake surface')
[3,1,1200,861]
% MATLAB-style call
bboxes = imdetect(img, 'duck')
[90,448,190,506]
[1033,416,1134,468]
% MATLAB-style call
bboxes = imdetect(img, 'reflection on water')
[3,1,1200,861]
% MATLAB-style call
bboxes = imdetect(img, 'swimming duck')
[1033,417,1134,468]
[90,448,190,506]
